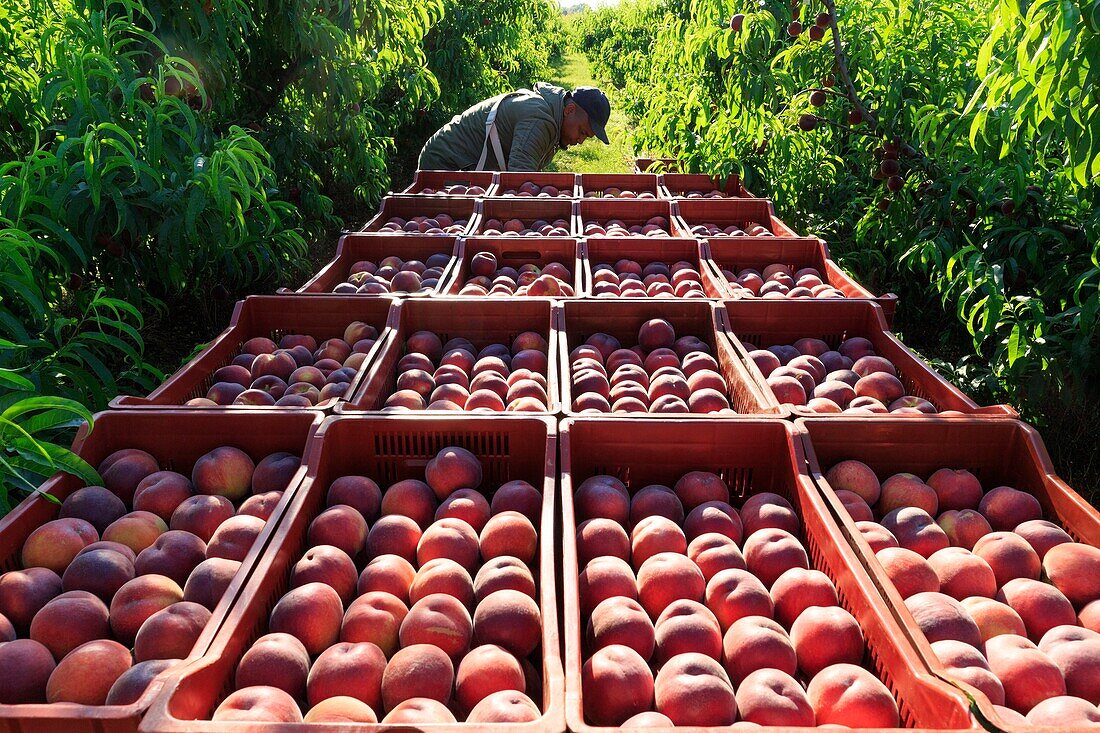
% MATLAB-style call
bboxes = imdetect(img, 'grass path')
[547,51,635,173]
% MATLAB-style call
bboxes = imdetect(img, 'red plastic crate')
[493,172,580,198]
[440,237,584,297]
[360,195,477,236]
[634,156,678,173]
[673,198,801,237]
[582,237,716,299]
[342,298,560,414]
[577,199,684,237]
[578,173,660,199]
[0,409,322,733]
[110,296,396,409]
[398,170,496,197]
[704,237,899,326]
[141,414,563,733]
[472,198,577,236]
[560,417,979,733]
[659,173,753,199]
[558,299,782,416]
[289,233,459,296]
[721,300,1017,417]
[798,417,1100,733]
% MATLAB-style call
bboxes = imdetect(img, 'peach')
[1042,542,1100,607]
[105,658,175,705]
[133,600,210,662]
[380,477,437,529]
[303,696,378,723]
[21,517,98,573]
[467,689,540,722]
[630,485,684,526]
[475,556,536,601]
[241,336,277,355]
[735,667,814,726]
[134,530,207,586]
[877,472,938,516]
[0,611,13,641]
[252,452,300,494]
[837,490,873,521]
[985,634,1066,713]
[586,595,655,658]
[579,555,637,617]
[409,558,474,607]
[291,545,357,603]
[855,372,905,404]
[706,568,773,630]
[269,581,343,656]
[357,554,416,603]
[237,491,282,521]
[384,389,425,409]
[825,460,881,505]
[327,475,382,522]
[639,318,676,351]
[170,494,234,542]
[882,507,949,557]
[340,591,407,656]
[722,615,796,685]
[740,491,800,536]
[875,546,939,599]
[212,686,303,722]
[365,514,422,562]
[1081,599,1100,631]
[110,573,183,644]
[574,476,630,523]
[60,485,127,533]
[631,516,687,569]
[1026,696,1100,725]
[424,446,482,500]
[770,567,839,627]
[435,489,491,533]
[997,577,1077,641]
[0,638,56,703]
[687,532,746,581]
[456,644,525,713]
[183,557,240,610]
[979,485,1043,530]
[637,551,705,619]
[380,643,453,710]
[480,510,537,563]
[743,528,809,588]
[960,597,1027,641]
[1014,519,1073,559]
[381,697,456,723]
[399,593,472,659]
[683,501,742,543]
[972,531,1041,587]
[305,641,386,710]
[46,638,132,704]
[937,509,992,550]
[807,663,900,728]
[576,518,630,565]
[62,547,135,601]
[1042,634,1100,703]
[206,514,265,562]
[582,644,654,725]
[412,517,476,571]
[103,511,168,555]
[904,591,982,648]
[191,446,254,501]
[673,471,729,510]
[207,381,246,404]
[790,605,864,676]
[99,448,159,504]
[857,521,899,552]
[622,711,674,727]
[926,468,982,512]
[653,652,738,726]
[930,638,1005,704]
[491,479,542,523]
[653,598,722,664]
[927,547,997,600]
[236,632,310,700]
[473,588,542,656]
[306,504,367,559]
[30,590,110,661]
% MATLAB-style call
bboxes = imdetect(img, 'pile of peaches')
[576,471,902,727]
[499,181,571,197]
[687,221,773,237]
[583,216,671,237]
[332,255,450,295]
[0,446,300,706]
[826,461,1100,725]
[376,214,469,235]
[456,251,574,297]
[583,187,658,199]
[479,217,571,237]
[211,446,547,724]
[418,184,487,196]
[720,264,847,300]
[591,260,706,299]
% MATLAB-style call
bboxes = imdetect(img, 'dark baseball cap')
[572,87,610,144]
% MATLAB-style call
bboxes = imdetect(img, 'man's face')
[561,101,595,148]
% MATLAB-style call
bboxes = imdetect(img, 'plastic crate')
[342,298,560,414]
[440,237,584,297]
[0,409,322,733]
[472,198,577,236]
[288,233,459,296]
[673,198,801,237]
[633,157,678,173]
[360,195,477,236]
[721,299,1017,417]
[140,414,563,733]
[577,199,684,238]
[798,417,1100,733]
[558,299,782,416]
[560,417,979,733]
[398,170,496,197]
[110,296,396,409]
[704,237,899,326]
[659,173,752,199]
[582,237,719,299]
[493,172,580,198]
[578,173,660,199]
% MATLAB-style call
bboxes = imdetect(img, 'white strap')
[475,93,520,172]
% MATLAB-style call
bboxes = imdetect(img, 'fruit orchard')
[571,0,1099,418]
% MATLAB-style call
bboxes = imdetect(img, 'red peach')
[21,517,98,573]
[575,476,630,523]
[904,591,982,648]
[191,446,254,501]
[29,590,111,661]
[857,521,899,552]
[473,588,542,657]
[927,547,998,600]
[59,486,127,534]
[291,544,358,604]
[380,478,436,529]
[235,632,310,700]
[133,600,211,662]
[882,506,949,557]
[985,634,1066,713]
[637,552,705,619]
[305,641,386,710]
[480,510,538,563]
[417,517,480,570]
[735,668,814,726]
[103,511,167,555]
[631,515,687,569]
[366,515,422,563]
[183,557,241,610]
[1042,542,1100,608]
[972,531,1041,587]
[105,658,175,706]
[705,568,774,630]
[135,530,207,586]
[455,644,525,713]
[109,574,184,645]
[0,638,55,703]
[937,509,993,550]
[237,491,283,521]
[722,615,796,685]
[576,518,630,565]
[653,598,723,664]
[303,696,378,723]
[61,547,134,602]
[960,597,1027,641]
[582,644,654,725]
[491,479,542,523]
[1043,636,1100,703]
[876,546,939,599]
[1026,696,1100,725]
[46,639,132,704]
[653,652,738,726]
[170,494,234,542]
[269,581,343,656]
[978,486,1043,530]
[475,556,536,602]
[340,591,407,656]
[687,533,746,581]
[466,690,540,722]
[357,554,416,603]
[1014,519,1073,559]
[807,663,900,728]
[212,686,303,723]
[380,644,453,710]
[743,527,809,588]
[789,605,864,676]
[207,514,265,562]
[997,577,1077,641]
[770,567,839,628]
[740,491,800,536]
[824,460,881,505]
[673,471,729,511]
[99,448,159,504]
[409,558,474,608]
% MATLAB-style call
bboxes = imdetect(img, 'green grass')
[547,52,635,173]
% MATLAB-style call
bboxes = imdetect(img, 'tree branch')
[820,0,877,132]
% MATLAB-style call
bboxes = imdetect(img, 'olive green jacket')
[418,82,567,172]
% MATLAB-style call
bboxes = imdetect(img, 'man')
[418,83,611,172]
